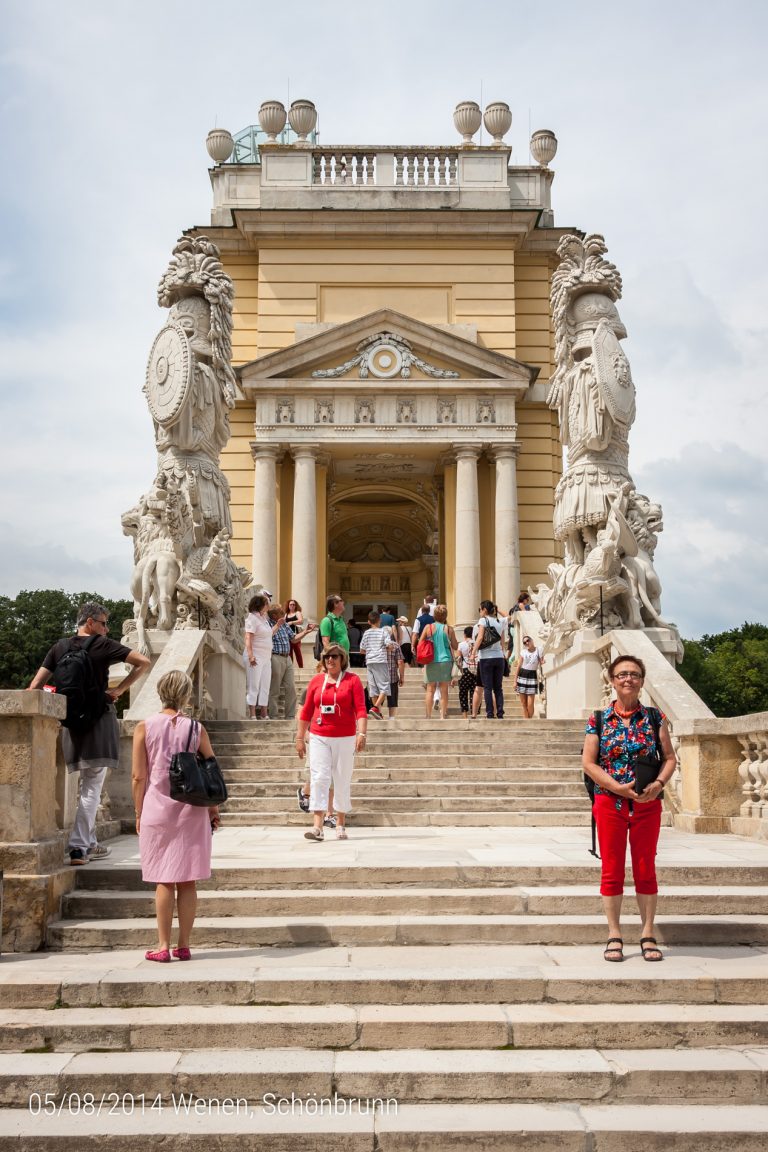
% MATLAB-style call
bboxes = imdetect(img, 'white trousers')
[69,765,108,852]
[308,734,355,814]
[244,652,271,706]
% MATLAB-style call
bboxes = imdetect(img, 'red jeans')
[593,793,662,896]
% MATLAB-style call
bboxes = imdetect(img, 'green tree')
[679,623,768,717]
[0,590,133,689]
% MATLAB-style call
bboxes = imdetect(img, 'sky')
[0,0,766,638]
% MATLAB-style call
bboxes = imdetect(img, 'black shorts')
[387,681,399,708]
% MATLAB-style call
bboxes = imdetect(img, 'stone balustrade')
[311,147,460,187]
[0,690,77,951]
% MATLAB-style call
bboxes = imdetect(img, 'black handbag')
[169,719,228,808]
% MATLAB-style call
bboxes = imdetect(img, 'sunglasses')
[324,654,341,661]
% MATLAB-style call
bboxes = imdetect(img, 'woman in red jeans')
[582,655,676,963]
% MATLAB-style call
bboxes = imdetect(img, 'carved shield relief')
[144,323,193,427]
[591,318,636,427]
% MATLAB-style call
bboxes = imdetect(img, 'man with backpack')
[28,601,150,865]
[315,595,350,661]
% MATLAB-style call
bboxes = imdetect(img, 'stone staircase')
[208,665,591,828]
[2,670,768,1146]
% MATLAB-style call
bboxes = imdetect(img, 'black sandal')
[603,937,624,962]
[640,936,663,962]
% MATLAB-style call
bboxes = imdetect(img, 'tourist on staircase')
[284,598,305,668]
[472,601,507,719]
[515,635,545,720]
[385,630,406,718]
[360,609,395,720]
[582,654,677,964]
[132,670,219,963]
[296,644,368,841]
[396,615,413,666]
[457,626,482,718]
[243,594,275,719]
[420,604,458,720]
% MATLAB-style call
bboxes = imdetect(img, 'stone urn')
[288,99,317,143]
[258,99,287,142]
[530,129,558,167]
[483,102,512,145]
[453,100,482,145]
[205,128,234,164]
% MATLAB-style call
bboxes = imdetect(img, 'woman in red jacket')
[296,644,368,841]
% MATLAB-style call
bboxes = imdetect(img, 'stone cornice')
[188,208,544,249]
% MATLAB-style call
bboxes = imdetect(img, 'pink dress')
[139,713,213,884]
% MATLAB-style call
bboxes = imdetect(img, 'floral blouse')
[585,703,665,795]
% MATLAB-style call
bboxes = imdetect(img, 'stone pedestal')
[0,691,76,952]
[544,629,607,720]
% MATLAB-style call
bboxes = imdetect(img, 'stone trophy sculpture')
[121,236,251,709]
[537,233,680,657]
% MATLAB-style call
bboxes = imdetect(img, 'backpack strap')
[589,709,603,859]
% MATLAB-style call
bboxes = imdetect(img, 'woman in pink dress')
[131,670,220,962]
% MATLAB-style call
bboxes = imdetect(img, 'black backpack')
[313,616,331,661]
[53,636,107,732]
[583,706,662,858]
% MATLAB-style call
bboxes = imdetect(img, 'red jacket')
[299,672,367,738]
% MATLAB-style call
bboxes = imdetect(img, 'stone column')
[291,445,319,619]
[491,445,521,616]
[250,444,283,593]
[453,445,482,628]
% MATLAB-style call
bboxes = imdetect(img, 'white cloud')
[633,444,768,637]
[0,1,766,641]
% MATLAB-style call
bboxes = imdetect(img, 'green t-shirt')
[319,613,350,651]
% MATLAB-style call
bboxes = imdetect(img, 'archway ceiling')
[329,508,426,563]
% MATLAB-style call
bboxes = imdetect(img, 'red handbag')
[415,624,434,666]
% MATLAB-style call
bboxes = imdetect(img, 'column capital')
[250,441,284,462]
[450,443,483,462]
[488,443,521,462]
[290,443,321,461]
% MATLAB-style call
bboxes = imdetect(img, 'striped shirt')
[360,627,393,665]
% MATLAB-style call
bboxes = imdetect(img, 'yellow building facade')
[196,127,568,626]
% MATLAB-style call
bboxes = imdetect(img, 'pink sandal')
[172,947,192,961]
[145,948,171,963]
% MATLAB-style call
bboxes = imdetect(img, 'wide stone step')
[1,1047,767,1107]
[46,913,768,950]
[5,1002,768,1053]
[226,782,584,798]
[221,809,593,827]
[61,886,768,920]
[74,862,768,890]
[219,752,582,768]
[225,767,580,783]
[16,944,768,1004]
[223,795,588,813]
[3,1101,768,1149]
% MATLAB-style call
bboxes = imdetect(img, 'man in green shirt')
[320,595,350,653]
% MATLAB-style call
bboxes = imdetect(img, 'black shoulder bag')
[169,719,228,808]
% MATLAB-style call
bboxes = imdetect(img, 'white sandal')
[336,826,348,840]
[304,827,324,842]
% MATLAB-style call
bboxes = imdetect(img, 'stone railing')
[0,691,75,951]
[312,147,460,187]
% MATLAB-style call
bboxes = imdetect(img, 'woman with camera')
[296,644,368,841]
[582,654,676,963]
[472,600,507,719]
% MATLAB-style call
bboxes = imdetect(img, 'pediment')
[237,309,538,391]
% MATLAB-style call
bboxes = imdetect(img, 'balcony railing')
[311,147,460,187]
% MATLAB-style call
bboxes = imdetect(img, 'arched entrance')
[328,478,439,621]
